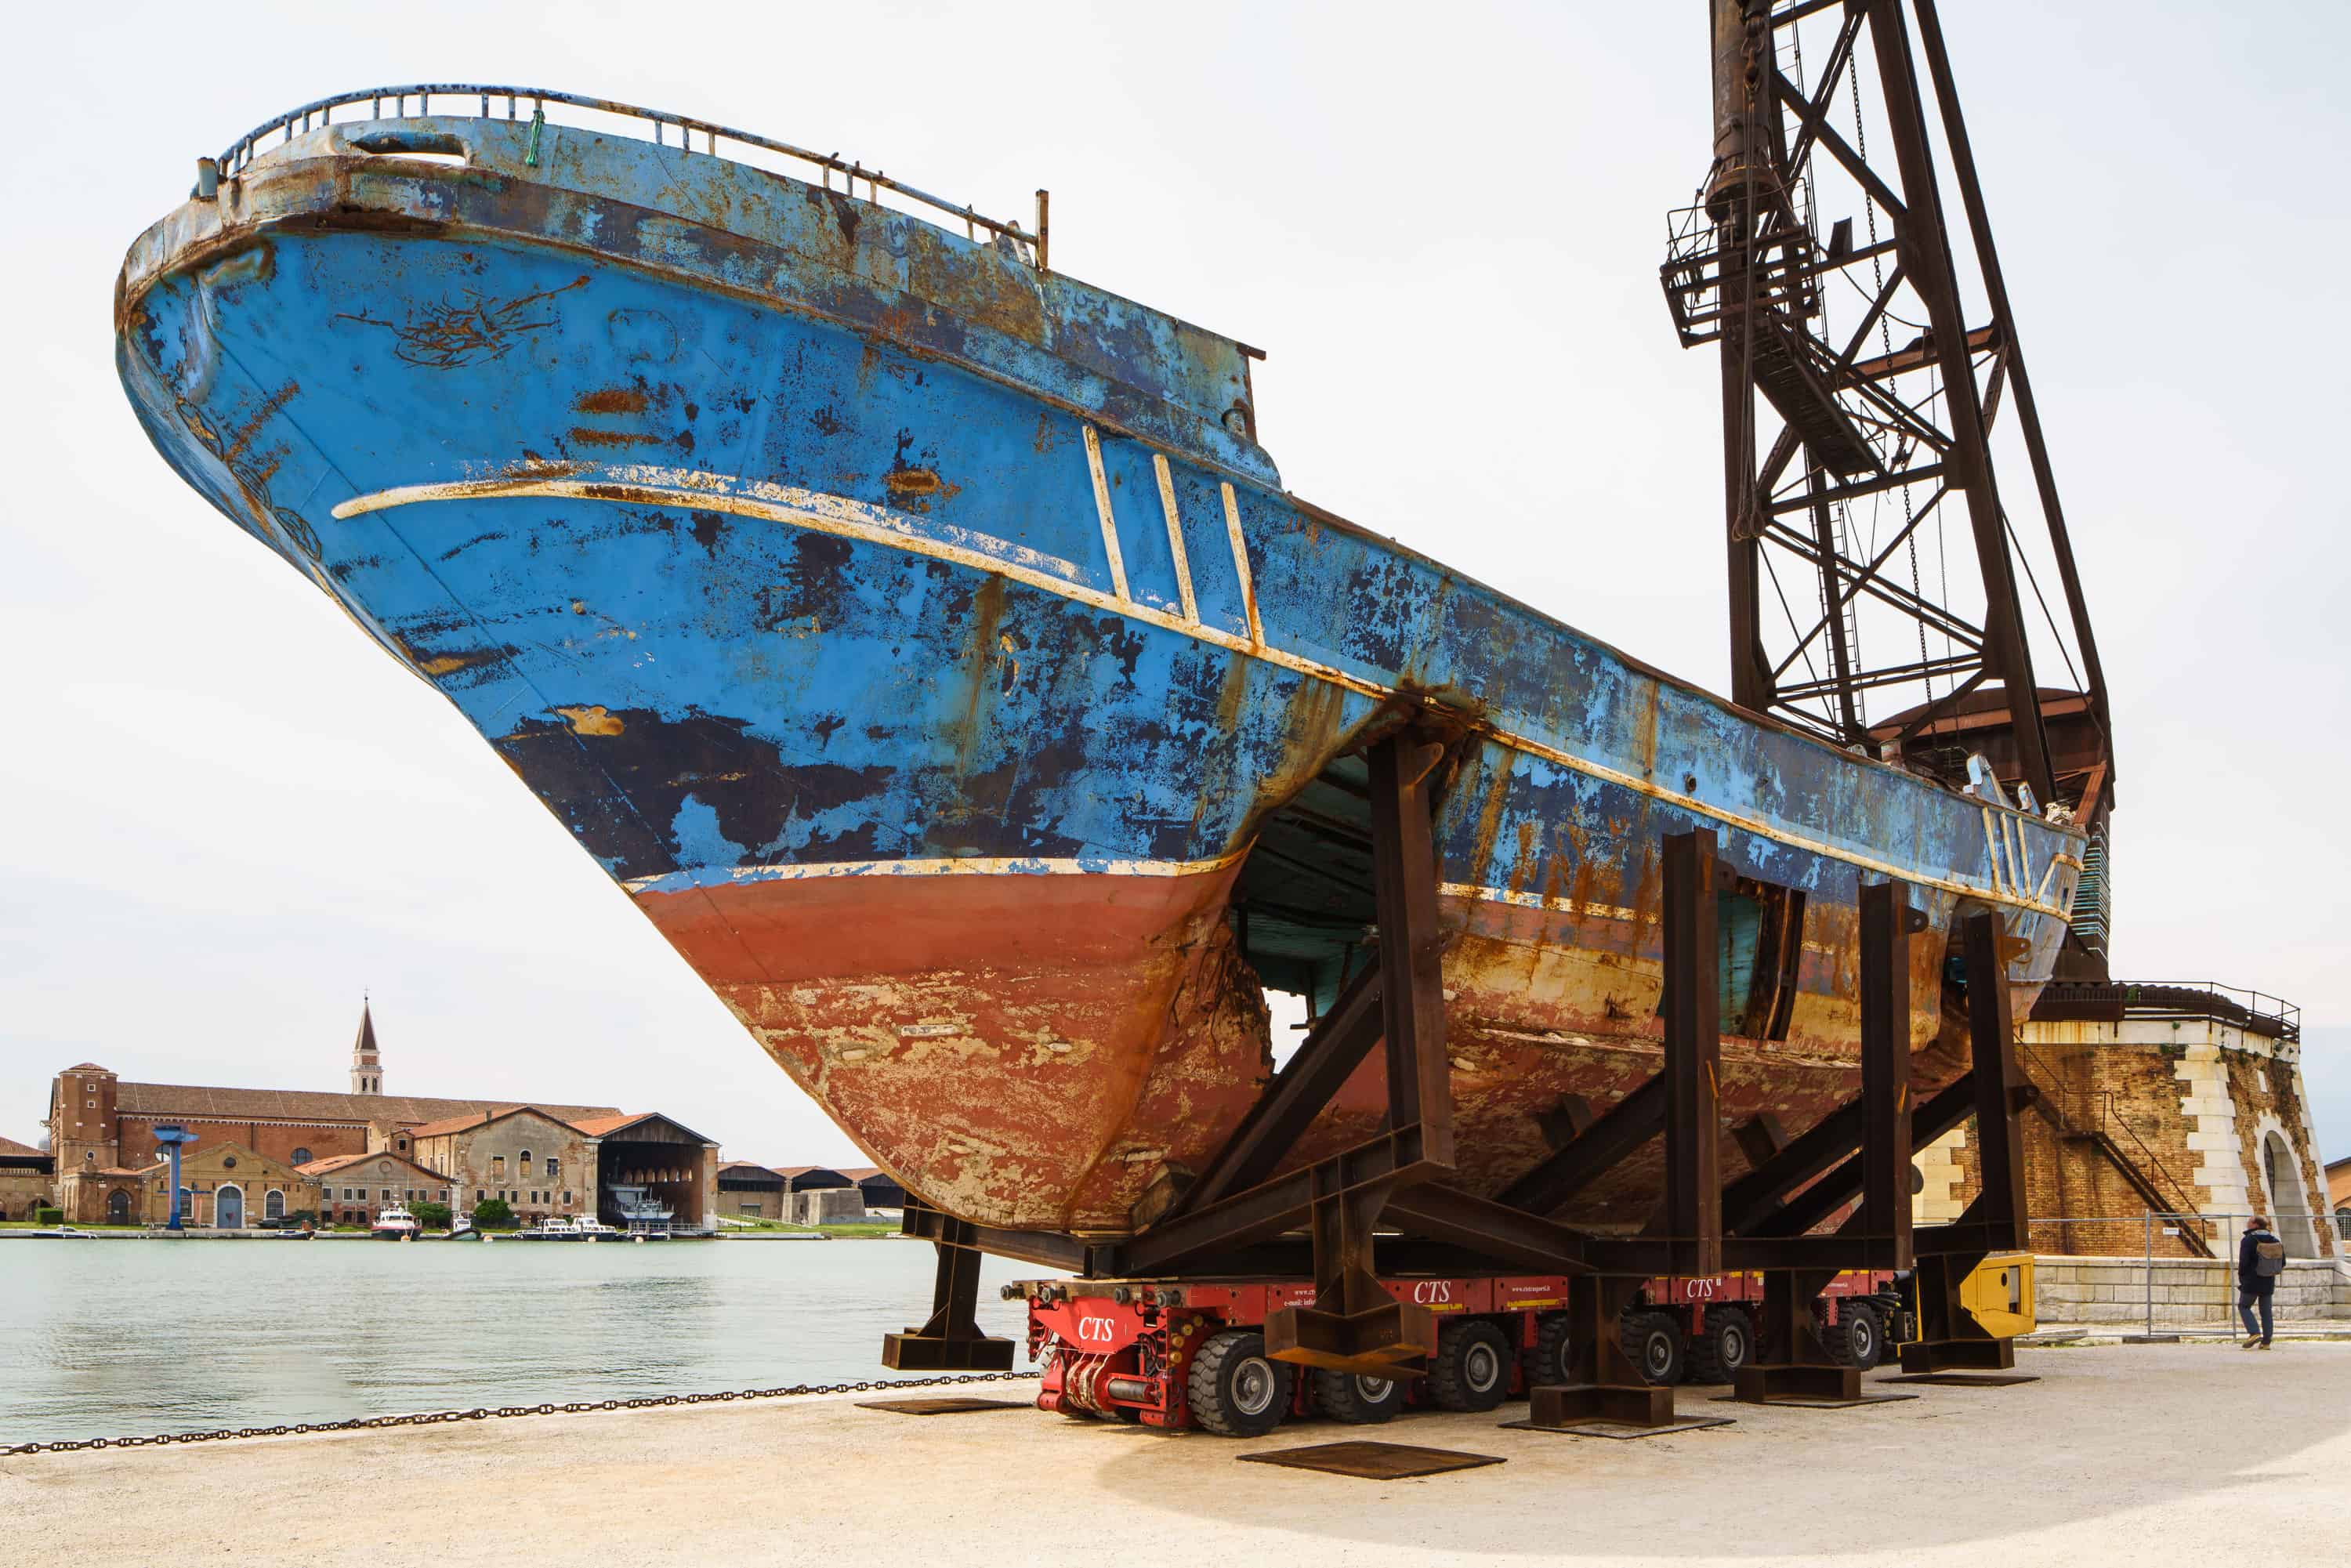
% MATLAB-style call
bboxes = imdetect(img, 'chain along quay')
[2,1236,1024,1447]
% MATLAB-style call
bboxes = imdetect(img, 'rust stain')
[552,704,626,737]
[884,466,950,498]
[567,427,663,448]
[574,386,648,415]
[224,381,299,462]
[335,276,587,368]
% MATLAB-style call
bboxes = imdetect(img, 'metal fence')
[2028,1211,2343,1339]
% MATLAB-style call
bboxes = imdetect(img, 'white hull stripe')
[337,464,2076,919]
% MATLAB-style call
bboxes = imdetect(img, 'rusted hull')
[114,105,2086,1234]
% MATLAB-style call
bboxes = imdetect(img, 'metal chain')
[0,1371,1037,1457]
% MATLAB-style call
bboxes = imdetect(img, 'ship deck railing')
[212,83,1045,266]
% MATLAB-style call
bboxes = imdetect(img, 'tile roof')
[0,1135,45,1158]
[298,1151,453,1182]
[835,1167,883,1181]
[112,1083,620,1129]
[66,1063,113,1074]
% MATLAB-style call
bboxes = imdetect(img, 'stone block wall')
[2032,1256,2349,1325]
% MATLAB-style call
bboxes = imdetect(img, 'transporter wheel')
[1311,1368,1407,1425]
[1429,1320,1516,1412]
[1528,1313,1574,1391]
[1684,1306,1754,1385]
[1828,1301,1885,1370]
[1627,1311,1686,1385]
[1187,1329,1294,1438]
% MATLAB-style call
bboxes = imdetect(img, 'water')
[0,1237,1028,1444]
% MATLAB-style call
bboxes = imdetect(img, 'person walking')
[2238,1214,2284,1349]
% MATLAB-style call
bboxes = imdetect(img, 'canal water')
[1,1238,1028,1445]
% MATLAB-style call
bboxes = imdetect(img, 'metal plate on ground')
[1708,1392,1919,1409]
[1878,1372,2041,1387]
[853,1396,1032,1415]
[1498,1414,1735,1441]
[1238,1441,1505,1479]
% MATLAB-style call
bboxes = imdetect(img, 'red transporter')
[1020,1267,1910,1435]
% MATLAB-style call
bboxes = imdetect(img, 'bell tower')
[351,997,383,1096]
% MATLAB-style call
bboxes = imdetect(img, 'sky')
[4,2,2346,1168]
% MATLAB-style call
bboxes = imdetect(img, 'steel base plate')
[1237,1441,1505,1479]
[1877,1372,2040,1387]
[1498,1414,1736,1441]
[853,1396,1032,1416]
[1708,1392,1918,1409]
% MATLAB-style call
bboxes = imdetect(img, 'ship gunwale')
[116,117,2083,923]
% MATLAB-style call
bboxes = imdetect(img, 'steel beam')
[1856,879,1918,1273]
[1496,1073,1667,1215]
[1661,828,1724,1276]
[1163,959,1382,1222]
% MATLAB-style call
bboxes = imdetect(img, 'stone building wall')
[1919,1009,2335,1265]
[411,1109,599,1225]
[0,1166,57,1220]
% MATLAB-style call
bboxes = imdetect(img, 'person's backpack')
[2253,1236,2286,1276]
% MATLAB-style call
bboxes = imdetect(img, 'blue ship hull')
[116,103,2085,1231]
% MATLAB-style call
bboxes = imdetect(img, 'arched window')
[265,1189,285,1220]
[290,1147,312,1165]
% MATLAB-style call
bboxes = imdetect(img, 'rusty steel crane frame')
[885,727,2036,1400]
[1667,0,2113,809]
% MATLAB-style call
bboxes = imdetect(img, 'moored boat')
[369,1204,422,1240]
[114,87,2088,1239]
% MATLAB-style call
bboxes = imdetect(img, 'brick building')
[0,1133,56,1220]
[1915,982,2335,1263]
[716,1161,784,1218]
[131,1141,320,1227]
[300,1150,457,1227]
[47,1003,620,1225]
[407,1106,600,1226]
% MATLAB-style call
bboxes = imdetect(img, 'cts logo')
[1410,1280,1454,1305]
[1075,1316,1118,1343]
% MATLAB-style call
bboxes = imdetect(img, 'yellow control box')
[1958,1251,2036,1338]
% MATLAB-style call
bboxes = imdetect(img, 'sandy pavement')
[6,1343,2344,1566]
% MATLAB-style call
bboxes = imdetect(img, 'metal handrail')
[212,84,1044,266]
[2034,979,2302,1043]
[2014,1038,2211,1237]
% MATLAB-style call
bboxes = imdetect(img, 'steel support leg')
[1262,730,1453,1374]
[881,1211,1016,1371]
[1735,1267,1858,1400]
[1901,909,2028,1374]
[1527,1274,1676,1428]
[1737,878,1915,1401]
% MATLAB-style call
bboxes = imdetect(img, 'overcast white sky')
[4,2,2346,1166]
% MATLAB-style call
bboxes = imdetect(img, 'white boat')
[608,1184,673,1238]
[370,1204,422,1240]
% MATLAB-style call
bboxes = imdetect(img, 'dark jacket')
[2238,1226,2282,1294]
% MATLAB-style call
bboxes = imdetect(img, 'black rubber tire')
[1310,1368,1407,1425]
[1187,1329,1294,1437]
[1684,1306,1754,1385]
[1429,1320,1516,1412]
[1626,1310,1686,1386]
[1832,1301,1885,1371]
[1528,1313,1574,1392]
